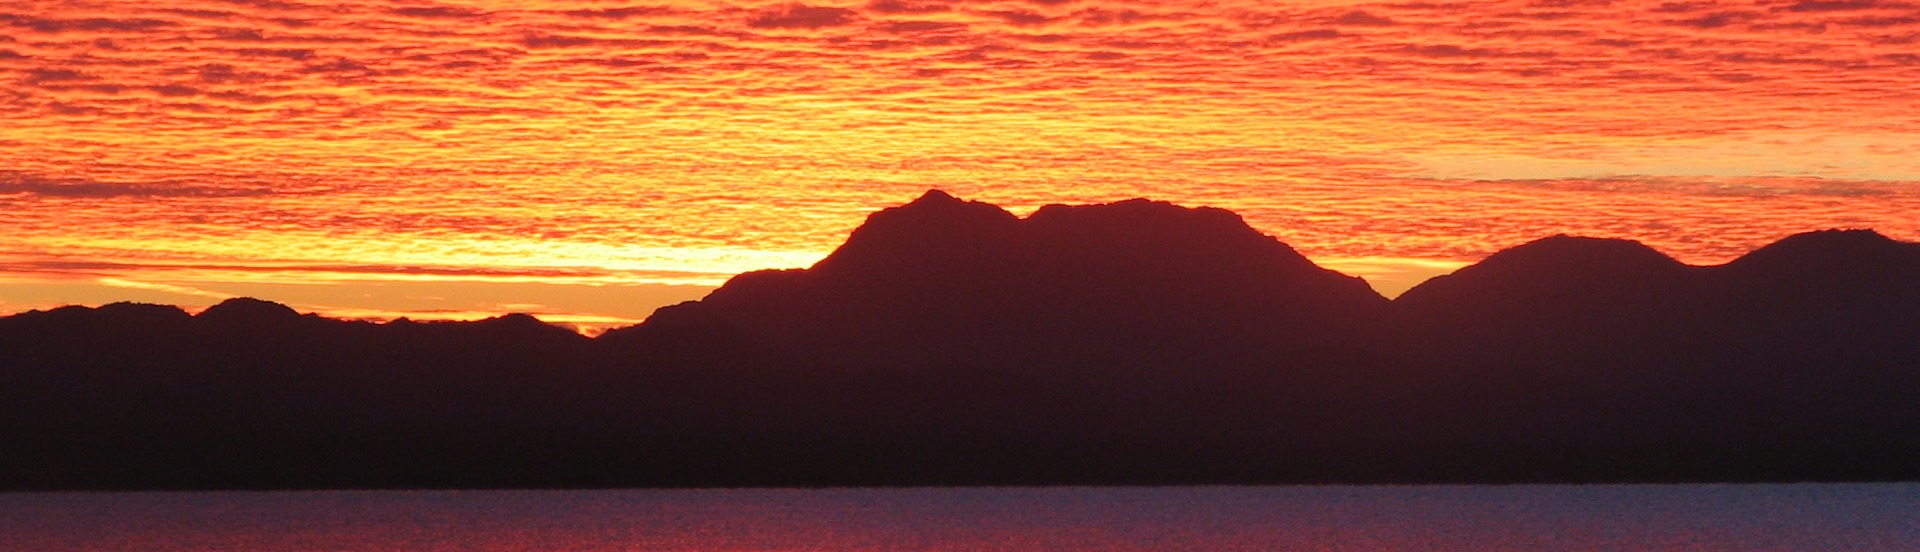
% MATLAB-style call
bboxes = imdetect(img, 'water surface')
[4,484,1916,551]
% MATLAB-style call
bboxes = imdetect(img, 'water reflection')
[4,485,1917,551]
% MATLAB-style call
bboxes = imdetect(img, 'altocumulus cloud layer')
[2,0,1918,321]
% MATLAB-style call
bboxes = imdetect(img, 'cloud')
[96,277,234,300]
[881,20,970,34]
[561,7,676,20]
[211,27,268,41]
[387,6,488,19]
[1777,0,1903,12]
[150,83,203,96]
[747,4,860,29]
[1667,11,1760,28]
[0,14,176,33]
[1268,29,1343,42]
[25,68,96,83]
[1,0,1917,328]
[979,9,1054,26]
[1394,44,1554,59]
[1072,7,1165,27]
[232,47,315,59]
[1332,10,1396,26]
[0,173,274,198]
[0,258,705,281]
[867,0,951,14]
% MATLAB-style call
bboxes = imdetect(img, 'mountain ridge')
[2,191,1916,489]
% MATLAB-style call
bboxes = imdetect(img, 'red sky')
[4,0,1918,331]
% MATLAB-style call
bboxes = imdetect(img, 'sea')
[3,485,1916,551]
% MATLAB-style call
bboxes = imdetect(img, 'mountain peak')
[876,189,995,222]
[473,312,589,341]
[809,190,1019,275]
[1790,228,1889,241]
[640,192,1389,361]
[196,297,301,323]
[1025,198,1265,242]
[1397,235,1688,305]
[481,312,555,330]
[96,302,193,322]
[1726,228,1916,275]
[1739,229,1897,258]
[884,189,1010,221]
[908,188,962,206]
[1480,235,1684,273]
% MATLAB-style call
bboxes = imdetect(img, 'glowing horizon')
[5,0,1918,330]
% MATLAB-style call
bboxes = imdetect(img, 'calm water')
[3,485,1917,551]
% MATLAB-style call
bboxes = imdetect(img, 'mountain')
[0,299,598,489]
[1390,230,1920,481]
[611,190,1384,364]
[2,192,1917,488]
[597,190,1395,484]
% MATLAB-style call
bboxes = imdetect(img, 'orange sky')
[4,0,1918,331]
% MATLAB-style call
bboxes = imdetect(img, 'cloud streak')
[1,0,1917,320]
[0,172,275,198]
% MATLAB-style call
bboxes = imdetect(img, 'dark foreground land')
[4,191,1918,489]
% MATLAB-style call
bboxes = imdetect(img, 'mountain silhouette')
[2,192,1917,489]
[612,190,1384,365]
[1389,229,1920,481]
[597,190,1395,484]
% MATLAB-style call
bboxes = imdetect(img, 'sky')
[3,0,1918,331]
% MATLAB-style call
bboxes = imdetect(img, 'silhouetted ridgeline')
[3,191,1917,489]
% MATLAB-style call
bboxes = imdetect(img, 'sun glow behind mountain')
[3,0,1918,330]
